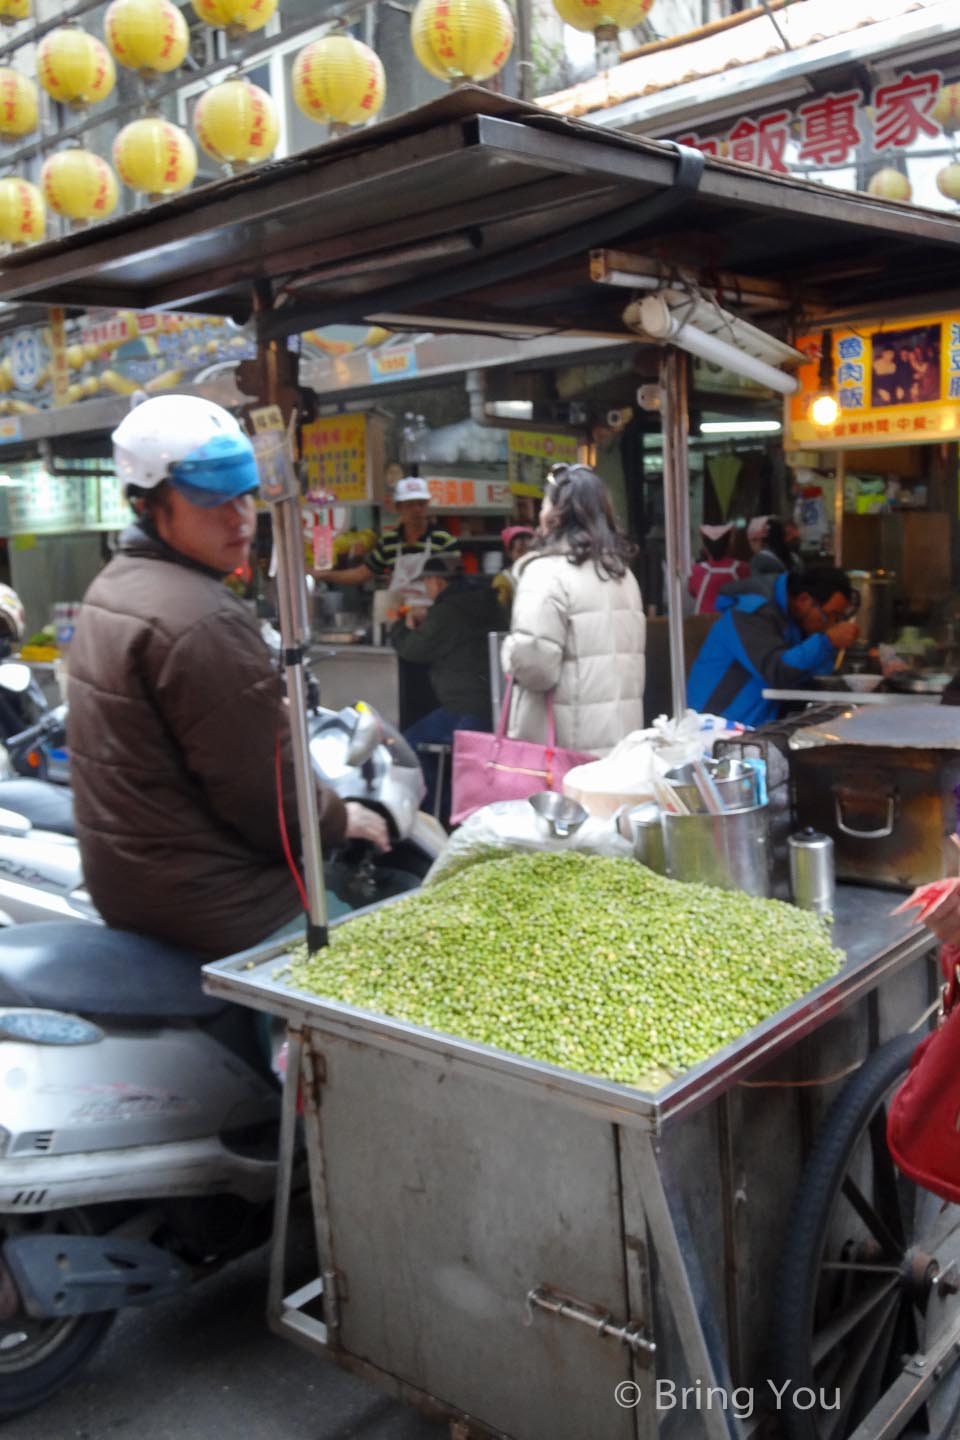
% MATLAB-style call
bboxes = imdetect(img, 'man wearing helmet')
[68,396,388,961]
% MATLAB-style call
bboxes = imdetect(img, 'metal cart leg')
[628,1129,745,1440]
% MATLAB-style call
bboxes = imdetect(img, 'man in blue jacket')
[687,567,859,726]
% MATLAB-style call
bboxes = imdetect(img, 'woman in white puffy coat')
[501,464,645,757]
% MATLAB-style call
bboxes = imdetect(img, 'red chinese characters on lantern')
[872,70,940,151]
[797,90,863,166]
[726,111,790,173]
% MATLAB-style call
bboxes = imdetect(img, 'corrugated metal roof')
[539,0,947,121]
[0,89,959,339]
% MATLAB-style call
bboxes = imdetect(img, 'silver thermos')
[788,828,835,915]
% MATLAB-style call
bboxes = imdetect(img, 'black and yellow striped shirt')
[366,522,460,577]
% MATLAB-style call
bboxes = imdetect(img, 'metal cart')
[204,885,960,1440]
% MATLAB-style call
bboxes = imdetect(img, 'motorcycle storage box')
[788,704,960,889]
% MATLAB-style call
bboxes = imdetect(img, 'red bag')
[887,942,960,1203]
[449,676,596,828]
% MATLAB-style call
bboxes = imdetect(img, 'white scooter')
[0,703,444,1418]
[0,703,445,929]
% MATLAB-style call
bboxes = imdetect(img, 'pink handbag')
[450,677,596,827]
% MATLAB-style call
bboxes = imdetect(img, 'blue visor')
[168,432,259,508]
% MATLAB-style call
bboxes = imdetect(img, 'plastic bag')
[562,710,747,817]
[425,799,633,887]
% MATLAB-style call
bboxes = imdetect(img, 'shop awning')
[1,88,959,340]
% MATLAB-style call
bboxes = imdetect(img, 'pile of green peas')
[284,851,842,1090]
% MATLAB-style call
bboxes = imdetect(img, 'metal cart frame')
[205,887,957,1440]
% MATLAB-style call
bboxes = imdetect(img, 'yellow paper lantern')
[0,68,36,137]
[293,36,386,125]
[86,38,117,103]
[42,149,119,221]
[104,0,189,76]
[933,83,960,135]
[192,0,277,34]
[0,177,44,244]
[194,78,279,164]
[411,0,513,81]
[0,0,30,24]
[114,117,197,195]
[551,0,652,29]
[936,163,960,202]
[38,29,116,107]
[867,167,912,202]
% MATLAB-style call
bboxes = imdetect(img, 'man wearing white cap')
[687,522,749,615]
[314,475,460,590]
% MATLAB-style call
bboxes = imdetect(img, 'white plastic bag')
[562,710,745,817]
[425,799,633,886]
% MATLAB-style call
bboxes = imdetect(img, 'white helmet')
[111,395,259,507]
[0,585,24,643]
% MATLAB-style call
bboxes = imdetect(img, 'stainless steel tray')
[204,885,931,1132]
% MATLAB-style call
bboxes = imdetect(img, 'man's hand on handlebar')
[344,801,391,852]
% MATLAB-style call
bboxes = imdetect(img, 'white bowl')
[842,674,883,693]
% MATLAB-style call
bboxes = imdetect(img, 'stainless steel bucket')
[622,802,666,873]
[663,758,758,814]
[661,802,772,897]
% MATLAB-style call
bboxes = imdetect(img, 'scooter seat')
[0,922,226,1020]
[0,779,75,836]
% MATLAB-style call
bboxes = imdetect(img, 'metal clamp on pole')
[524,1285,656,1361]
[251,408,329,954]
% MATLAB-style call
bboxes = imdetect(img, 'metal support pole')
[252,282,328,952]
[272,488,329,950]
[660,347,691,719]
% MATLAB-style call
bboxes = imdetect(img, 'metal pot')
[661,801,772,897]
[847,569,895,649]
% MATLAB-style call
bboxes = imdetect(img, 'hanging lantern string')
[0,0,371,172]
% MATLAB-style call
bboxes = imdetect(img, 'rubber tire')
[774,1031,960,1440]
[0,1310,114,1420]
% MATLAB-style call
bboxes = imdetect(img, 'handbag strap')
[498,675,557,747]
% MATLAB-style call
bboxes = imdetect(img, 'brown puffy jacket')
[68,524,346,959]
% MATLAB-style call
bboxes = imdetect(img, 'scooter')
[0,703,444,928]
[0,664,69,786]
[0,703,445,1418]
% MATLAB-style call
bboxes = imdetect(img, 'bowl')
[841,674,883,693]
[528,791,588,839]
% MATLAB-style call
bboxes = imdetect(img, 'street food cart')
[4,87,960,1438]
[202,888,955,1440]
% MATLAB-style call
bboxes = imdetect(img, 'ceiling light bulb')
[810,392,840,427]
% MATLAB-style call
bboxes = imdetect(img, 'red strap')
[275,730,308,912]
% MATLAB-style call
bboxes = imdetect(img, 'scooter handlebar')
[5,707,64,753]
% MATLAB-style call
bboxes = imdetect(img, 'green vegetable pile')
[284,852,843,1090]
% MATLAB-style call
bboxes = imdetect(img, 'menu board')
[787,312,960,449]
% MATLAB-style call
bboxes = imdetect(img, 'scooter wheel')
[0,1209,115,1419]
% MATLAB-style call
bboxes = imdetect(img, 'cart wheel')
[775,1032,960,1440]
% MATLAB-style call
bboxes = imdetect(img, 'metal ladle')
[528,791,589,839]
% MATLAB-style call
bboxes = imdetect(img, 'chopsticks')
[652,778,691,816]
[833,647,847,673]
[691,758,726,815]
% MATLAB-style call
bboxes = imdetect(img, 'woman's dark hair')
[538,463,636,580]
[762,517,792,568]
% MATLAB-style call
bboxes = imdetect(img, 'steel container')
[621,801,666,872]
[847,568,895,650]
[663,757,758,813]
[788,828,835,914]
[661,801,772,897]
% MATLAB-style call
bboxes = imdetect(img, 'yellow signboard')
[507,430,578,495]
[786,314,960,450]
[301,414,369,503]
